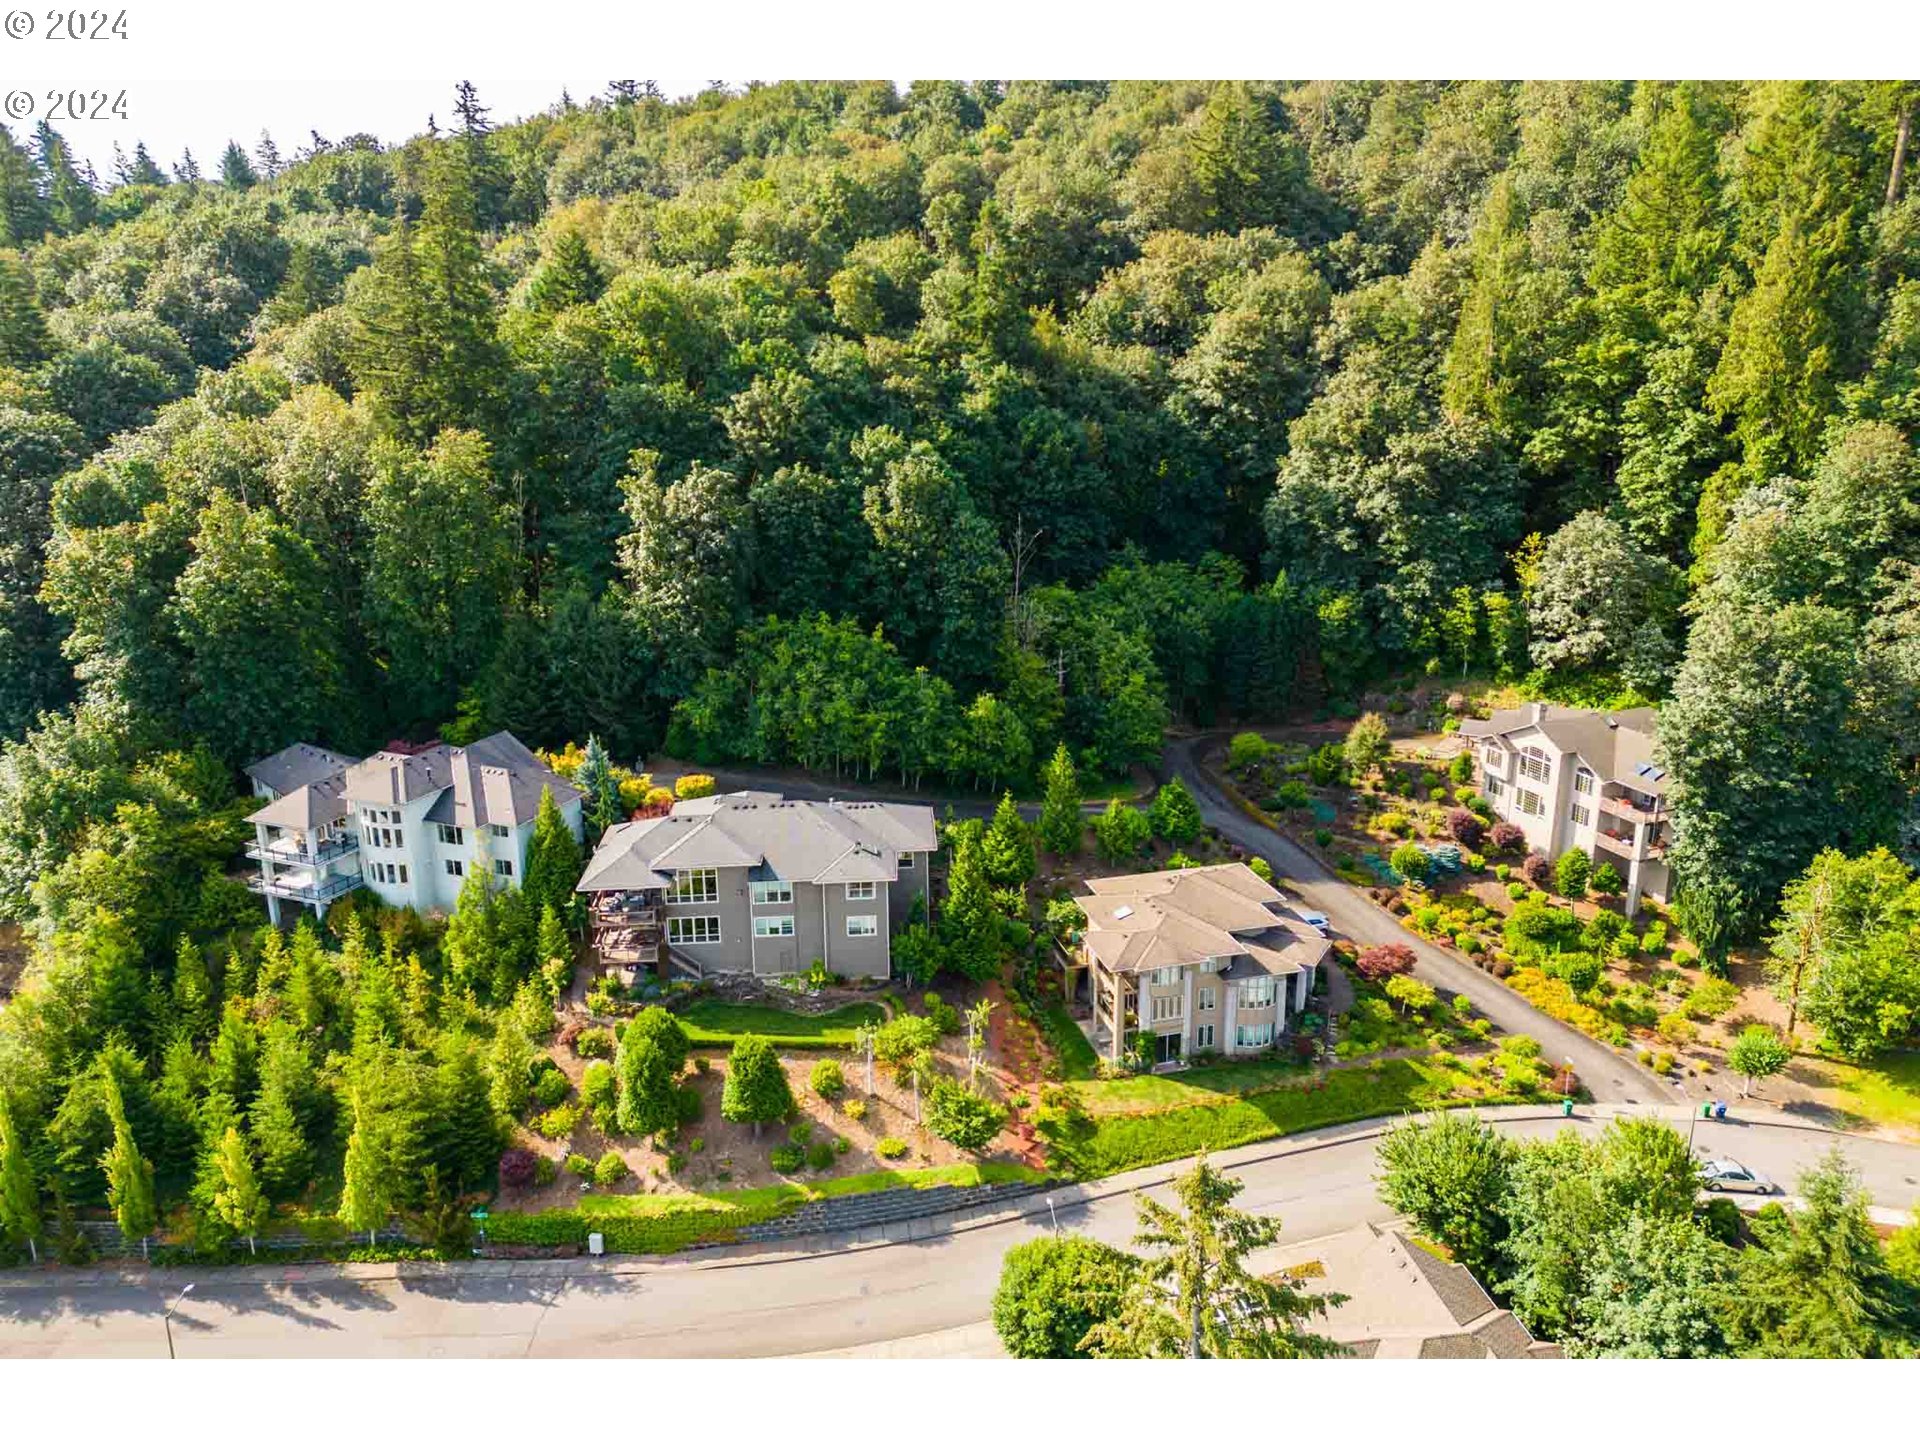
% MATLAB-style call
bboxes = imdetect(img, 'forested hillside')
[2,78,1919,950]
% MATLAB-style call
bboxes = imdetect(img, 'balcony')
[247,869,364,904]
[1597,791,1664,823]
[1593,829,1638,860]
[246,832,360,867]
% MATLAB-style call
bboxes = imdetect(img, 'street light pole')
[1674,1077,1699,1157]
[1046,1196,1059,1234]
[163,1281,195,1360]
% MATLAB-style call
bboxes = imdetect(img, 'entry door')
[1157,1032,1183,1064]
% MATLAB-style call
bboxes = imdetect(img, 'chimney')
[1530,701,1547,723]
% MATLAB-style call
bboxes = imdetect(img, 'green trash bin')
[1561,1097,1574,1117]
[1701,1101,1713,1118]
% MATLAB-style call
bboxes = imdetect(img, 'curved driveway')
[2,1106,1914,1358]
[1165,734,1672,1106]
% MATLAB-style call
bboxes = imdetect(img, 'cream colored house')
[1067,863,1329,1066]
[1458,702,1671,916]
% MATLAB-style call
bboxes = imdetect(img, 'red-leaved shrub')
[1521,850,1552,888]
[1489,821,1525,854]
[1356,943,1419,981]
[1444,807,1486,849]
[498,1147,537,1189]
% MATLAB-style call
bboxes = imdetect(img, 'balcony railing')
[246,832,360,867]
[1593,829,1638,860]
[1598,791,1664,823]
[247,869,364,904]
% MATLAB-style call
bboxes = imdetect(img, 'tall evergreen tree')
[0,1094,41,1262]
[218,141,258,190]
[1037,743,1084,857]
[211,1126,268,1254]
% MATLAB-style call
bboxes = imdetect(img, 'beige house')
[575,791,936,982]
[1067,863,1329,1066]
[1273,1222,1559,1359]
[1458,702,1671,916]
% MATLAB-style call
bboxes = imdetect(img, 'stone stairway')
[732,1180,1052,1243]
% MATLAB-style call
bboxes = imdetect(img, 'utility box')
[588,1232,605,1256]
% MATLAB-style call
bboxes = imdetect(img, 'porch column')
[266,891,282,925]
[1108,971,1126,1062]
[1181,969,1195,1055]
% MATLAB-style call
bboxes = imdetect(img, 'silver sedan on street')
[1700,1158,1774,1194]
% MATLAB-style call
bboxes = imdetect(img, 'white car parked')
[1700,1158,1773,1195]
[1289,906,1331,937]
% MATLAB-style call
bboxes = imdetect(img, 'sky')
[6,0,1914,178]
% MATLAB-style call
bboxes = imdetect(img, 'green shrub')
[532,1066,572,1109]
[581,1060,616,1109]
[675,1083,704,1126]
[593,1151,629,1185]
[1639,921,1669,955]
[788,1120,813,1145]
[1506,881,1527,900]
[810,1058,846,1098]
[533,1154,557,1186]
[1493,863,1510,881]
[1378,811,1412,837]
[1390,841,1430,883]
[1589,862,1624,896]
[1452,994,1474,1018]
[768,1144,804,1174]
[832,1136,851,1155]
[1456,934,1481,955]
[534,1103,580,1140]
[1275,780,1310,809]
[1307,742,1346,787]
[876,1137,909,1160]
[1680,977,1740,1020]
[574,1028,615,1059]
[1651,1051,1676,1075]
[806,1141,837,1170]
[1554,849,1591,898]
[923,993,961,1035]
[565,1153,595,1178]
[1448,753,1474,785]
[844,1098,868,1121]
[1248,855,1275,883]
[1313,828,1333,848]
[924,1078,1009,1151]
[1228,732,1272,770]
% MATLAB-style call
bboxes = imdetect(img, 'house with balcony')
[1457,702,1670,916]
[1064,862,1329,1067]
[574,790,936,983]
[243,732,581,922]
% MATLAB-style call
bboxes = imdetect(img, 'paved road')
[1165,734,1672,1106]
[3,1108,1912,1358]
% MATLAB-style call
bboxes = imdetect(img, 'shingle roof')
[245,774,350,829]
[1080,864,1330,975]
[244,743,359,797]
[576,793,936,893]
[340,732,578,827]
[1459,703,1667,794]
[1400,1238,1498,1327]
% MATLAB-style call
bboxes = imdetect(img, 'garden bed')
[674,999,887,1048]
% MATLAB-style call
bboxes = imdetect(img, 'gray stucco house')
[576,790,938,981]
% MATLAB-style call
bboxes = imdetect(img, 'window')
[1573,768,1596,795]
[1519,746,1550,783]
[1235,1022,1276,1049]
[750,880,793,905]
[1197,988,1217,1012]
[897,852,915,870]
[445,859,463,878]
[667,915,721,945]
[1517,788,1545,818]
[1194,1024,1215,1050]
[1239,978,1278,1009]
[1150,994,1183,1023]
[437,824,465,846]
[488,823,510,839]
[753,915,795,938]
[1149,966,1180,987]
[846,880,877,901]
[398,864,408,884]
[495,858,513,878]
[846,914,878,938]
[669,869,718,904]
[1570,804,1592,828]
[1486,776,1505,798]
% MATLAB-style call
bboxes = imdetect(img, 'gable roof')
[576,793,937,893]
[1080,863,1330,975]
[1459,702,1667,794]
[244,743,359,798]
[246,773,350,830]
[337,732,578,826]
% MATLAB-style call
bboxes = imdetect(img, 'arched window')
[1519,746,1550,783]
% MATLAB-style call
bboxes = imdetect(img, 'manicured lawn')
[1066,1056,1309,1115]
[1809,1049,1920,1135]
[490,1161,1037,1253]
[1052,1057,1527,1179]
[676,1000,886,1049]
[1040,1000,1101,1081]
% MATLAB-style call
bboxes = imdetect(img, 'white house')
[244,732,583,922]
[1458,702,1671,915]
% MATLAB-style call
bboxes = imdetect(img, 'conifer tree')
[616,1008,689,1135]
[208,1002,260,1108]
[212,1126,267,1254]
[535,904,573,1000]
[526,228,609,312]
[487,1018,534,1120]
[171,933,215,1042]
[0,1095,42,1262]
[575,735,622,839]
[127,141,166,185]
[173,147,201,184]
[980,791,1037,888]
[218,140,258,190]
[442,863,501,1000]
[1038,743,1084,857]
[253,130,282,179]
[430,1041,501,1192]
[522,786,584,922]
[100,1072,156,1251]
[337,1090,392,1246]
[720,1035,792,1137]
